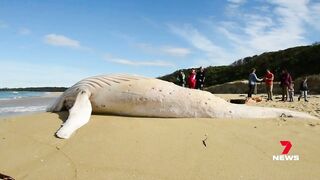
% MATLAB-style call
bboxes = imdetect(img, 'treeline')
[0,87,68,92]
[159,44,320,88]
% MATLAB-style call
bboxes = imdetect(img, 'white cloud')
[306,2,320,30]
[225,0,246,15]
[111,59,173,67]
[104,55,174,67]
[18,28,31,35]
[207,0,320,60]
[161,47,191,57]
[168,24,233,64]
[44,34,81,48]
[136,43,191,57]
[168,0,320,65]
[227,0,246,4]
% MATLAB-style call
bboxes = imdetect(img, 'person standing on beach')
[248,68,262,98]
[177,70,186,87]
[288,83,294,102]
[188,69,196,89]
[298,77,309,102]
[280,69,292,102]
[264,69,274,101]
[196,66,205,90]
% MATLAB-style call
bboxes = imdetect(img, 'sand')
[0,94,320,179]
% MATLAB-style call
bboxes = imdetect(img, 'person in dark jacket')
[280,69,292,102]
[298,77,309,102]
[196,67,205,90]
[177,70,186,87]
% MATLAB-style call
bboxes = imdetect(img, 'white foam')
[0,106,48,113]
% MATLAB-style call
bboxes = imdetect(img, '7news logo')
[272,140,299,161]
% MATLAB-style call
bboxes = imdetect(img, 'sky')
[0,0,320,87]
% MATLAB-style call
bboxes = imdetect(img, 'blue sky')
[1,0,319,87]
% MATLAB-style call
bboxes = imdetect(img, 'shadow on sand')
[51,111,69,138]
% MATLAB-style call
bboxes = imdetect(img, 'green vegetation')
[159,44,320,90]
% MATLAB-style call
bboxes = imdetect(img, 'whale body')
[48,74,317,139]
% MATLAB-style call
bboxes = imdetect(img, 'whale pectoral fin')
[56,91,92,139]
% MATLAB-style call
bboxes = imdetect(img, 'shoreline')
[0,92,62,118]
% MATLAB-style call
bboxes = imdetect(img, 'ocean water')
[0,91,56,117]
[0,91,46,100]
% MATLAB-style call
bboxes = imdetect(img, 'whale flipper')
[56,91,92,139]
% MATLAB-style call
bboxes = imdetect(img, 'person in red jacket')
[188,69,196,89]
[264,69,274,101]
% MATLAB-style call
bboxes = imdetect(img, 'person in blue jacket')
[248,68,262,98]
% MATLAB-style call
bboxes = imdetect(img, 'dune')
[0,95,320,179]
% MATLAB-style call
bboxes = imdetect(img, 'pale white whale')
[48,74,317,139]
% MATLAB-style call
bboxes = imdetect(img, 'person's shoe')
[305,100,309,102]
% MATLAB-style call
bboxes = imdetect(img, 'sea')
[0,91,46,100]
[0,91,57,117]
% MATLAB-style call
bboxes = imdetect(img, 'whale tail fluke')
[228,104,318,120]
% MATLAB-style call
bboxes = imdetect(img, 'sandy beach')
[0,94,320,179]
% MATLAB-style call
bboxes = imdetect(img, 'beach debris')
[277,117,288,126]
[306,122,320,127]
[0,173,14,180]
[254,126,257,128]
[202,134,208,147]
[308,123,316,127]
[230,99,246,104]
[245,97,262,104]
[280,113,292,118]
